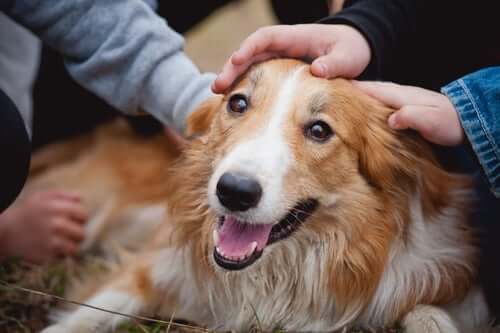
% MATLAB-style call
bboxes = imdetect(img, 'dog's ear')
[185,96,223,138]
[355,102,417,189]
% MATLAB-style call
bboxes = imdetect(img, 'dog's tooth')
[249,241,258,255]
[212,229,219,245]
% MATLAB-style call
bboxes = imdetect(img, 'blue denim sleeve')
[441,67,500,198]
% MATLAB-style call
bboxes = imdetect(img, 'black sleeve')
[319,0,417,79]
[0,89,30,213]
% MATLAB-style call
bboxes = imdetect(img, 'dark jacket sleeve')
[320,0,417,79]
[0,89,30,213]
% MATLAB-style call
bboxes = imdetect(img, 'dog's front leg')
[41,288,144,333]
[402,305,460,333]
[41,264,153,333]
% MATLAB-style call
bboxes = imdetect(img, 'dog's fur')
[40,60,490,332]
[27,120,183,254]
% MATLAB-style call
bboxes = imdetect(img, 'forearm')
[5,0,214,131]
[320,0,417,79]
[442,67,500,198]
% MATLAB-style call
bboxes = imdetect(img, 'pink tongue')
[217,216,273,257]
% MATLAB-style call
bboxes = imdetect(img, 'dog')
[27,120,183,254]
[41,59,490,332]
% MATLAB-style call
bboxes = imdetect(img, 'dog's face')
[170,59,474,328]
[186,59,421,273]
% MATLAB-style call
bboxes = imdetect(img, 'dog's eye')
[305,121,334,142]
[227,94,249,114]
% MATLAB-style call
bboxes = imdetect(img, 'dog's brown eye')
[227,94,248,114]
[305,121,333,142]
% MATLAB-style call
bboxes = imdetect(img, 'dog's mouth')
[212,199,318,271]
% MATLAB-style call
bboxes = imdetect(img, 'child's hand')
[0,190,88,263]
[212,24,371,93]
[354,81,464,146]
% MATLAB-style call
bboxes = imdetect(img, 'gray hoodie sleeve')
[3,0,215,131]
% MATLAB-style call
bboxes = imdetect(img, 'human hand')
[212,24,371,93]
[354,81,464,146]
[0,190,88,263]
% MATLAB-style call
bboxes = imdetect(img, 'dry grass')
[0,259,405,333]
[0,259,69,332]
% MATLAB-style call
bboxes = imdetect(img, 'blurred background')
[185,0,276,72]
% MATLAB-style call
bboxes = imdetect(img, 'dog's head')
[172,59,474,326]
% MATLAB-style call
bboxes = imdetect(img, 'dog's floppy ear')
[185,95,223,138]
[355,102,417,189]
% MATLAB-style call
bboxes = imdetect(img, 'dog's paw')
[402,305,460,333]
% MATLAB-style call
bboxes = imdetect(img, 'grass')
[0,258,404,333]
[0,259,68,332]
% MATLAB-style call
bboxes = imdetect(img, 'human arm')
[355,66,500,198]
[354,81,464,146]
[2,0,214,131]
[212,0,416,93]
[211,23,371,93]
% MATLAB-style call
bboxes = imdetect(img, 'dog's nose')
[216,172,262,212]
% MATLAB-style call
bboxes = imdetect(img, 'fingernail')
[211,81,218,92]
[388,114,398,128]
[231,51,242,64]
[315,62,327,77]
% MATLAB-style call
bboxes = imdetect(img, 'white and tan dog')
[41,59,490,333]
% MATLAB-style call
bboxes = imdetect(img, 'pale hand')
[354,81,465,146]
[212,24,371,93]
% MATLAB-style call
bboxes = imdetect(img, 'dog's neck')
[359,183,476,327]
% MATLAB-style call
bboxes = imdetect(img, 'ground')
[0,258,404,332]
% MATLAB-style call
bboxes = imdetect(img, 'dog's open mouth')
[213,199,318,270]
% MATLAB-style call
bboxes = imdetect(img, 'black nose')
[216,172,262,212]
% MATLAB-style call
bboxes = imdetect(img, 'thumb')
[311,50,366,79]
[388,106,432,133]
[311,52,351,79]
